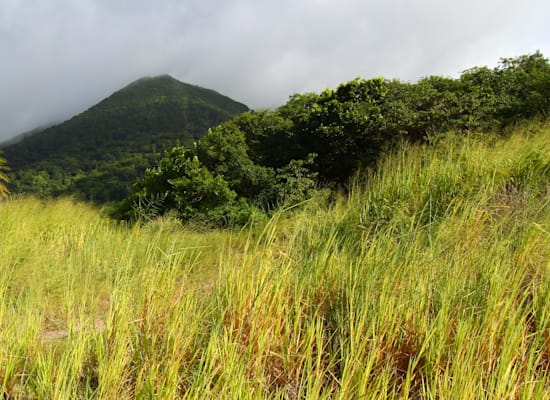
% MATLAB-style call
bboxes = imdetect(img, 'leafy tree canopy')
[117,52,550,226]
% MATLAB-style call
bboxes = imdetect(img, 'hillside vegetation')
[0,121,548,398]
[115,52,550,226]
[2,75,248,202]
[3,53,549,220]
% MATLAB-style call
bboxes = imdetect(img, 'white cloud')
[1,0,549,140]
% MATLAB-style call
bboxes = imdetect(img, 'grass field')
[0,122,548,399]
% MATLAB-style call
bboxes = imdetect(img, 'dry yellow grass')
[0,122,548,398]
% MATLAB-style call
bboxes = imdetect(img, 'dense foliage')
[1,75,248,202]
[117,52,550,225]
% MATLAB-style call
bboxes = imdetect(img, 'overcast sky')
[1,0,549,142]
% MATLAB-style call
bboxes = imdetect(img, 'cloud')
[1,0,549,141]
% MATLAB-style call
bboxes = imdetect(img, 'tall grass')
[0,122,548,398]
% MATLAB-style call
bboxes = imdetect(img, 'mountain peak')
[2,78,249,202]
[104,75,247,115]
[126,74,179,86]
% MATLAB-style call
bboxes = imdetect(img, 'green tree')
[232,110,299,168]
[115,146,251,226]
[495,51,550,121]
[461,51,550,126]
[116,53,550,226]
[195,122,276,199]
[0,150,9,199]
[300,78,391,181]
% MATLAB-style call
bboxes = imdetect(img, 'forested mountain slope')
[2,75,248,202]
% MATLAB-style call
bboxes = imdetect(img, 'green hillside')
[0,122,548,398]
[2,75,248,202]
[115,53,550,226]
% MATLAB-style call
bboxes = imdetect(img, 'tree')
[297,78,391,182]
[115,53,550,226]
[0,150,9,199]
[195,122,276,199]
[114,145,252,226]
[495,51,550,121]
[461,52,550,126]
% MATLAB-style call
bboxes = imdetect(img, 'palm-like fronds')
[0,150,10,199]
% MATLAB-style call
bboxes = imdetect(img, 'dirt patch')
[42,318,105,342]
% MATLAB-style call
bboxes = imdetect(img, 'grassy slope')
[0,122,548,399]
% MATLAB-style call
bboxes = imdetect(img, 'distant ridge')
[0,123,58,147]
[2,75,249,202]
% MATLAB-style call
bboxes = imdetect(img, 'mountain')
[0,123,59,147]
[2,75,249,202]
